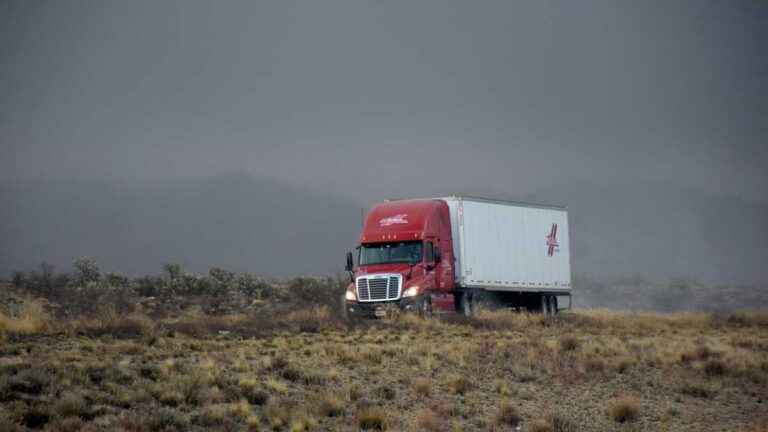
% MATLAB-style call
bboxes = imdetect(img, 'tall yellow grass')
[0,298,50,334]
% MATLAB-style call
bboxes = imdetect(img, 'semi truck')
[344,196,571,317]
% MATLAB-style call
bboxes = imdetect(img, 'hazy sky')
[1,1,767,281]
[3,1,766,199]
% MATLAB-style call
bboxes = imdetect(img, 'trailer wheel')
[541,295,549,317]
[458,291,473,317]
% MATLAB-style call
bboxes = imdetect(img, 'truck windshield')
[359,241,422,266]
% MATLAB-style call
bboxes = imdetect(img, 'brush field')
[2,292,768,432]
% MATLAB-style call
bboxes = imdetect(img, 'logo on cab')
[379,214,408,226]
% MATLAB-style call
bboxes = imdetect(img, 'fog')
[1,1,766,285]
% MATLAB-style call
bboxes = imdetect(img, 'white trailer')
[443,196,571,314]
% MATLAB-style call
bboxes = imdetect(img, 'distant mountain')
[0,174,361,276]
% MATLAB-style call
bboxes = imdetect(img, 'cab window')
[425,241,435,263]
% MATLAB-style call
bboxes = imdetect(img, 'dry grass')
[0,298,50,334]
[607,396,640,423]
[413,377,432,397]
[316,393,344,417]
[527,418,553,432]
[0,307,765,430]
[415,408,445,431]
[446,374,473,395]
[358,406,387,430]
[495,399,522,427]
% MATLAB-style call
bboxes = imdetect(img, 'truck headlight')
[345,290,357,301]
[402,286,420,298]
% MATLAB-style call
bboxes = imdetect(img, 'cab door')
[424,238,438,291]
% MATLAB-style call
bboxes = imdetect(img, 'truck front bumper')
[345,296,422,318]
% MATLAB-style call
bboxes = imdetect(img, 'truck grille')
[356,274,402,302]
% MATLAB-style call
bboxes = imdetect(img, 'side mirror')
[434,248,441,263]
[345,251,354,272]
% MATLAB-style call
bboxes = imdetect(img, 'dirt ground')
[1,308,767,431]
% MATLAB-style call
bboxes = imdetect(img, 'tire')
[458,291,473,317]
[418,295,433,319]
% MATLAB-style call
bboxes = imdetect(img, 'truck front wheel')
[418,295,433,319]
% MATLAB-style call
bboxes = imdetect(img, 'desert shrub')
[413,377,431,397]
[607,397,639,423]
[286,277,344,309]
[133,275,165,297]
[301,369,327,386]
[229,399,252,420]
[551,412,579,432]
[11,262,64,295]
[0,298,50,334]
[176,372,211,406]
[22,404,51,429]
[679,382,713,398]
[559,335,579,352]
[348,384,363,401]
[446,375,472,395]
[583,357,605,373]
[289,414,318,431]
[615,357,634,374]
[71,311,154,339]
[163,263,183,281]
[243,388,269,406]
[72,257,101,286]
[144,407,189,431]
[527,419,552,432]
[54,392,88,419]
[374,385,396,401]
[280,365,303,382]
[139,363,162,381]
[7,368,51,395]
[496,400,522,427]
[415,408,444,431]
[725,311,768,328]
[680,345,715,363]
[105,272,130,288]
[209,267,236,294]
[747,422,768,432]
[283,306,338,333]
[237,273,271,298]
[266,378,289,395]
[704,359,727,377]
[11,271,25,288]
[264,400,292,430]
[198,404,230,426]
[317,393,344,417]
[358,407,387,430]
[48,417,86,432]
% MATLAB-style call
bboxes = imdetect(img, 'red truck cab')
[344,199,456,317]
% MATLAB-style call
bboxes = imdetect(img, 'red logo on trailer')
[546,223,559,256]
